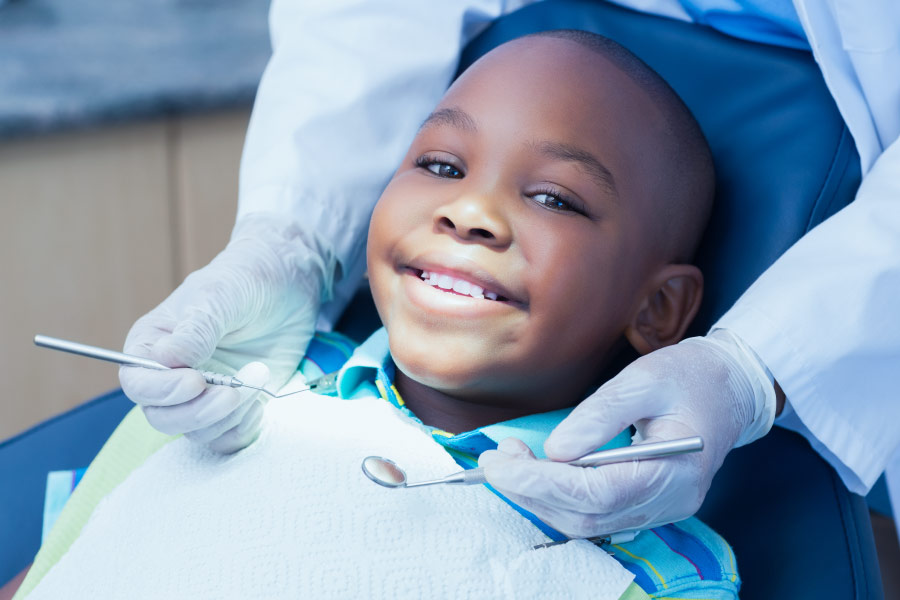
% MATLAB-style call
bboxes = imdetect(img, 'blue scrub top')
[652,0,808,49]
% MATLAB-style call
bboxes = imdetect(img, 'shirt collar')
[335,328,634,459]
[336,327,393,400]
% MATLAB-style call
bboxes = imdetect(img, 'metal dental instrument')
[531,530,638,551]
[361,436,703,489]
[33,334,338,398]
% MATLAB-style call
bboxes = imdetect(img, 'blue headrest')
[457,0,861,335]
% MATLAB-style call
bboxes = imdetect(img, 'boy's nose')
[433,194,512,248]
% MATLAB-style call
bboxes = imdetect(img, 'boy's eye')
[415,155,463,179]
[429,163,461,178]
[531,190,585,216]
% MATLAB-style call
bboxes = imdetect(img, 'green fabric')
[621,582,651,600]
[15,408,176,599]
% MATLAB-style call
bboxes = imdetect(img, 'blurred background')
[0,0,271,441]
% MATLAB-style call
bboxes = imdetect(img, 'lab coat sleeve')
[237,0,533,325]
[715,135,900,495]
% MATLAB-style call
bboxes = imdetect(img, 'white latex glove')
[119,212,336,453]
[478,329,776,537]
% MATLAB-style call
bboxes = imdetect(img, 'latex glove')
[119,212,336,453]
[478,329,776,537]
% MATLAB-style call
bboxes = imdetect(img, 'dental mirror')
[361,456,408,488]
[362,455,488,488]
[361,436,703,490]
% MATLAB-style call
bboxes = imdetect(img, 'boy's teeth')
[452,280,471,295]
[418,270,497,300]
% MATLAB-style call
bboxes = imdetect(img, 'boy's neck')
[393,370,540,433]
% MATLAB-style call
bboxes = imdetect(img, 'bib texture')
[26,394,633,599]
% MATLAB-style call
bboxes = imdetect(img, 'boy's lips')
[402,255,526,307]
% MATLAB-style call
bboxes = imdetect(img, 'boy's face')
[367,38,673,413]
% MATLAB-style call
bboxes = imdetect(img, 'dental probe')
[33,334,332,398]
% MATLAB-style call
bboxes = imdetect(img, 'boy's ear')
[624,264,703,354]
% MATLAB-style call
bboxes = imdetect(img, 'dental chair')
[0,0,884,597]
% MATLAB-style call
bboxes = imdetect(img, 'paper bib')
[29,395,633,599]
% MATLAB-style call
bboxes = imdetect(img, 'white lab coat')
[238,0,900,520]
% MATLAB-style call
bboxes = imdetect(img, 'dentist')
[119,0,900,535]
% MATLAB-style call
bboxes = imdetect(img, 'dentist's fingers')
[543,366,673,461]
[119,365,207,408]
[479,437,536,475]
[141,361,270,436]
[478,450,618,537]
[482,455,625,513]
[206,399,266,454]
[119,315,215,410]
[480,459,659,537]
[147,309,224,370]
[482,446,701,521]
[195,363,269,452]
[183,393,258,444]
[181,362,269,443]
[492,437,536,458]
[142,386,243,435]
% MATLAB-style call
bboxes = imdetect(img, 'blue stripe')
[72,467,87,489]
[655,523,723,581]
[442,430,500,456]
[618,559,657,594]
[305,332,355,373]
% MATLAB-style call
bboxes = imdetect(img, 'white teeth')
[452,280,471,295]
[417,269,500,300]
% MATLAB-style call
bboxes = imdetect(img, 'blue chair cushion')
[0,389,133,584]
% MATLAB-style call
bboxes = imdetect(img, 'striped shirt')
[311,328,741,600]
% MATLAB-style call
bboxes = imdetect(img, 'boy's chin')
[392,352,486,391]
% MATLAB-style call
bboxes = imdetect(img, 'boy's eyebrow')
[534,141,618,196]
[420,107,478,133]
[419,109,617,196]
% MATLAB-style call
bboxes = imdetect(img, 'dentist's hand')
[478,329,777,537]
[119,212,336,453]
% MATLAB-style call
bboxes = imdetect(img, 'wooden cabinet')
[0,110,249,440]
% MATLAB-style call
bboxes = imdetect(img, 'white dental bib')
[27,394,634,599]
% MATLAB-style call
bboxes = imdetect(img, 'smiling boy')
[369,30,711,433]
[15,31,738,600]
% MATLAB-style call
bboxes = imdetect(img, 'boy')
[15,31,737,599]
